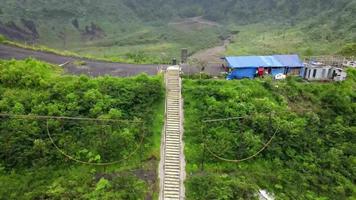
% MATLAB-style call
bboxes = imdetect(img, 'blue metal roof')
[225,55,304,69]
[273,55,304,67]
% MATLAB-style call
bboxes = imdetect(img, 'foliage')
[187,173,259,200]
[183,70,356,200]
[125,51,163,64]
[226,22,355,56]
[84,176,146,200]
[0,59,164,199]
[0,35,5,43]
[0,166,148,200]
[339,43,356,57]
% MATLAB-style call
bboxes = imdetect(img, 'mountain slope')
[0,0,355,59]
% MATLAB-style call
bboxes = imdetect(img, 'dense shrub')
[183,69,356,199]
[0,59,164,199]
[187,174,259,200]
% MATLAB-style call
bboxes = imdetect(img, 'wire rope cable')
[203,127,279,163]
[0,113,142,123]
[0,113,145,166]
[46,120,145,166]
[202,113,280,163]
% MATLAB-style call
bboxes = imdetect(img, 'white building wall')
[304,67,331,81]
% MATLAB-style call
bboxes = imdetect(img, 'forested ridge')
[183,70,356,200]
[0,59,164,199]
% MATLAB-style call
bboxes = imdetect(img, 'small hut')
[302,62,347,81]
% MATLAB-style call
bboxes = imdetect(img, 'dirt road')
[0,43,226,77]
[184,36,233,77]
[0,44,165,77]
[191,36,231,63]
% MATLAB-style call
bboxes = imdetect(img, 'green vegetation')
[226,24,354,56]
[1,39,167,64]
[183,70,356,199]
[0,1,355,199]
[0,59,164,199]
[0,0,227,61]
[73,26,226,63]
[0,35,5,43]
[0,0,354,61]
[340,43,356,57]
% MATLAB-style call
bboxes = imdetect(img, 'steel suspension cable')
[46,120,145,166]
[0,114,145,166]
[202,113,280,163]
[203,127,279,163]
[0,113,142,123]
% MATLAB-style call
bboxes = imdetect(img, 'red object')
[258,67,264,76]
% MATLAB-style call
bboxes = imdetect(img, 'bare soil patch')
[191,35,232,63]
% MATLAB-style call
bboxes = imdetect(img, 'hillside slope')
[0,0,355,59]
[183,70,356,199]
[0,58,165,199]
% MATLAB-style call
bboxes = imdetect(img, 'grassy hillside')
[0,0,228,61]
[225,23,355,57]
[0,0,355,61]
[0,59,164,199]
[183,71,356,199]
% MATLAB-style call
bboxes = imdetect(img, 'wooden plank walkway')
[160,66,185,200]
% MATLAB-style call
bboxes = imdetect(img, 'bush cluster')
[183,70,356,199]
[0,59,164,199]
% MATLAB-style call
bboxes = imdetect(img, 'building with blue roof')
[224,55,304,80]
